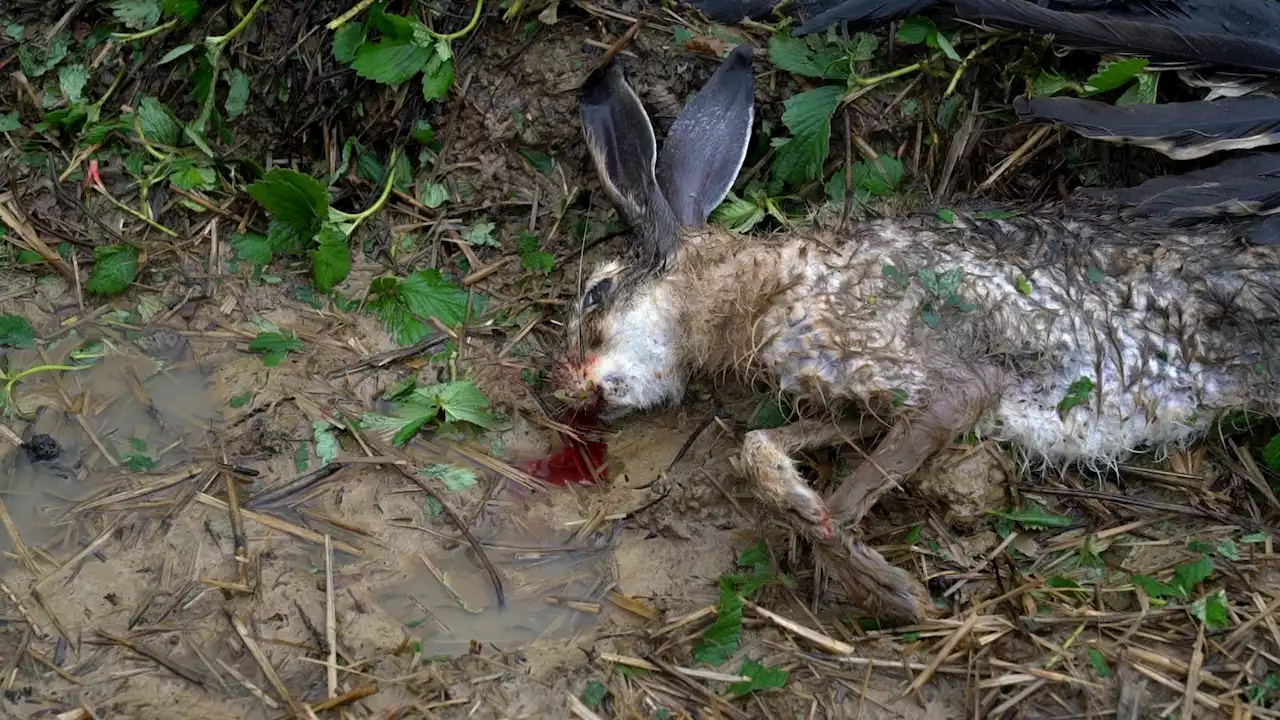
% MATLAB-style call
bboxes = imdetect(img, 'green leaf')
[169,160,217,191]
[932,31,961,62]
[1057,377,1095,416]
[225,69,249,119]
[420,182,448,208]
[229,391,253,408]
[351,40,431,85]
[411,120,435,146]
[748,398,789,430]
[463,220,498,247]
[1261,435,1280,471]
[311,223,351,292]
[314,421,340,465]
[986,503,1074,530]
[421,51,455,101]
[727,660,788,697]
[160,0,200,22]
[1131,574,1179,598]
[1015,276,1032,295]
[111,0,161,30]
[1190,588,1229,629]
[362,402,438,446]
[421,463,479,491]
[519,149,554,176]
[580,680,607,710]
[896,17,936,45]
[86,245,139,296]
[415,380,495,428]
[772,85,844,186]
[516,231,553,273]
[1087,648,1111,678]
[936,94,963,129]
[692,578,743,666]
[246,169,329,233]
[137,96,181,145]
[125,451,156,471]
[332,22,366,64]
[247,331,304,367]
[710,192,766,233]
[0,315,36,348]
[158,43,197,64]
[1029,70,1070,96]
[1116,71,1158,107]
[400,269,470,325]
[1085,266,1105,283]
[231,232,273,267]
[766,34,846,80]
[295,442,310,471]
[937,208,956,224]
[58,64,89,103]
[0,111,19,132]
[1172,555,1213,596]
[1084,58,1148,95]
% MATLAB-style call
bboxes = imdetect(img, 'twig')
[226,610,298,714]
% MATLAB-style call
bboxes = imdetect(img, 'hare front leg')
[736,418,887,541]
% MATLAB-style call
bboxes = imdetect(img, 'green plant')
[361,379,496,445]
[365,269,475,346]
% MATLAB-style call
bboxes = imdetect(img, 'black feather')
[1250,214,1280,245]
[949,0,1280,75]
[794,0,937,31]
[1013,96,1280,160]
[1085,153,1280,220]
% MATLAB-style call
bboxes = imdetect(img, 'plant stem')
[111,19,179,43]
[327,0,378,31]
[426,0,484,41]
[4,364,90,413]
[332,148,401,227]
[207,0,271,47]
[944,37,1002,98]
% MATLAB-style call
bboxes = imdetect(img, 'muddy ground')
[0,1,1277,718]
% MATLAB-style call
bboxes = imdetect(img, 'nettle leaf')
[111,0,162,31]
[225,69,250,119]
[1084,58,1148,95]
[421,49,455,101]
[1132,573,1179,598]
[1117,72,1158,107]
[332,22,366,64]
[1263,435,1280,471]
[463,220,498,247]
[1190,588,1229,629]
[160,0,200,23]
[0,314,36,348]
[58,64,89,103]
[310,223,351,292]
[0,111,20,132]
[711,192,766,233]
[313,421,340,465]
[772,85,844,186]
[246,169,329,233]
[516,231,553,273]
[421,463,479,491]
[579,680,608,710]
[692,578,744,666]
[351,40,431,85]
[420,182,448,208]
[362,401,439,446]
[247,331,304,367]
[1057,376,1095,416]
[896,16,936,44]
[1030,71,1071,97]
[414,380,495,428]
[86,244,140,296]
[727,660,788,697]
[136,96,181,145]
[1172,555,1214,595]
[399,268,470,325]
[1087,648,1112,678]
[767,34,846,80]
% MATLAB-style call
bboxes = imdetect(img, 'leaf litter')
[0,0,1277,718]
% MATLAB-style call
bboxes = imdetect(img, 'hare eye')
[583,278,613,310]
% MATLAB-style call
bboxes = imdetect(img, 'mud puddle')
[0,331,219,567]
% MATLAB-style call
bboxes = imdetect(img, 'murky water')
[0,333,219,567]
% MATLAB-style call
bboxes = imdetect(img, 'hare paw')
[738,427,834,540]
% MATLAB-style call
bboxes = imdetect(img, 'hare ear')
[656,44,756,227]
[580,57,681,260]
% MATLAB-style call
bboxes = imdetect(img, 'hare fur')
[554,44,1280,625]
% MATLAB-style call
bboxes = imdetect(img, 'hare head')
[551,45,756,420]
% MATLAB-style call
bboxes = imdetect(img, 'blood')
[517,406,609,487]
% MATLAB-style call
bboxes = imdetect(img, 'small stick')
[745,601,855,655]
[226,610,298,714]
[584,19,643,78]
[244,464,347,509]
[195,494,364,556]
[325,535,338,700]
[95,630,205,686]
[216,658,281,709]
[225,471,249,588]
[307,684,377,713]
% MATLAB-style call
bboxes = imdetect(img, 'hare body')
[561,44,1280,625]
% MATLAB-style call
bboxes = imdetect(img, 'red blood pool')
[518,406,609,487]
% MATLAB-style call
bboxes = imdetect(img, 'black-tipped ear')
[656,44,756,227]
[579,57,681,260]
